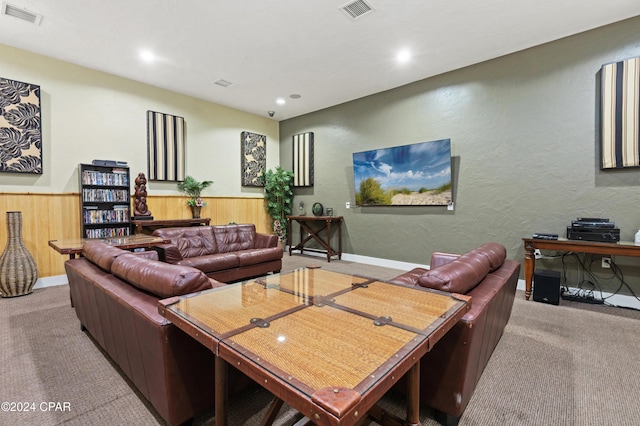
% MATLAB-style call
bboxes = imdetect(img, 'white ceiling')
[1,0,639,121]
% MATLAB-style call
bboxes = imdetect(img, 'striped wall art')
[147,110,185,181]
[600,57,640,169]
[292,132,314,187]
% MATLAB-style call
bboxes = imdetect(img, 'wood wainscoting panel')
[0,193,81,278]
[145,196,271,235]
[0,193,271,278]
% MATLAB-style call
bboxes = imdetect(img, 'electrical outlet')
[534,249,543,259]
[602,257,611,268]
[345,202,350,209]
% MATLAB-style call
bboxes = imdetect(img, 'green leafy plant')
[177,176,213,206]
[264,167,294,241]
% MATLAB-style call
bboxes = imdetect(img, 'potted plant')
[177,176,213,218]
[264,166,294,243]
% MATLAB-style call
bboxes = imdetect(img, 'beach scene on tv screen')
[353,139,452,206]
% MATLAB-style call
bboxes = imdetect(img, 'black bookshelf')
[79,163,131,239]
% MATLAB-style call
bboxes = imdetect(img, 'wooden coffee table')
[159,269,469,426]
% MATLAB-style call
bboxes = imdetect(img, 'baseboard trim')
[36,253,640,311]
[34,275,68,289]
[339,252,429,272]
[292,248,428,272]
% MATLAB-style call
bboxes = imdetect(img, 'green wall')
[280,16,640,296]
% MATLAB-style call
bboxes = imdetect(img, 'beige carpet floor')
[1,253,639,425]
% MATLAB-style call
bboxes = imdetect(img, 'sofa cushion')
[176,252,240,274]
[82,240,128,272]
[418,243,506,294]
[236,247,283,266]
[111,253,212,298]
[153,226,217,258]
[477,242,507,272]
[213,224,256,253]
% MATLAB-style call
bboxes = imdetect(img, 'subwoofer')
[533,269,560,305]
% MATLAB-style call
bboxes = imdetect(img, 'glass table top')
[164,268,468,401]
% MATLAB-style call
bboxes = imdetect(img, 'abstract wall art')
[0,77,42,174]
[147,110,185,181]
[241,131,266,186]
[600,56,640,169]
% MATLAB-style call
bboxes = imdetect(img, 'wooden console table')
[287,215,343,262]
[522,237,640,300]
[132,218,210,234]
[49,234,169,259]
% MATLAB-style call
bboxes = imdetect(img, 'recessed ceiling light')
[276,98,286,105]
[396,49,411,64]
[289,94,301,99]
[139,49,155,63]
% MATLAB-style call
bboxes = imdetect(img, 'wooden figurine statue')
[134,172,153,219]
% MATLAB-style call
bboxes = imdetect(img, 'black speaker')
[533,269,560,305]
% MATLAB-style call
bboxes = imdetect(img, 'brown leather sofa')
[64,241,246,426]
[390,242,520,426]
[153,223,283,282]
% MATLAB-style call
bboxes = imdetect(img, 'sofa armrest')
[209,278,227,288]
[153,243,184,263]
[255,232,278,248]
[430,252,460,269]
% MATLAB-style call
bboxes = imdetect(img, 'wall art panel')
[292,132,314,187]
[147,110,185,181]
[241,131,266,186]
[600,57,640,169]
[0,77,42,174]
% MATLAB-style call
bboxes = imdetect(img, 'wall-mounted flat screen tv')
[352,138,452,206]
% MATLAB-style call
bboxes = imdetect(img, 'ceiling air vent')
[2,2,43,25]
[214,79,233,88]
[340,0,374,20]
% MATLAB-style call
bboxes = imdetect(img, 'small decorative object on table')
[298,200,306,216]
[312,202,324,216]
[325,207,334,217]
[177,176,213,219]
[134,172,153,220]
[0,211,38,297]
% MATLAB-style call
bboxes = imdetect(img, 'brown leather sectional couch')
[153,223,283,282]
[390,242,520,426]
[64,241,247,426]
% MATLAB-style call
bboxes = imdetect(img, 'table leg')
[338,219,342,260]
[523,241,535,300]
[287,218,292,256]
[260,398,284,426]
[215,355,229,426]
[326,220,332,262]
[406,362,420,426]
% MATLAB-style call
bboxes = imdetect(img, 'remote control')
[532,233,558,240]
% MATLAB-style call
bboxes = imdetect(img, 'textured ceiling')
[1,0,639,120]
